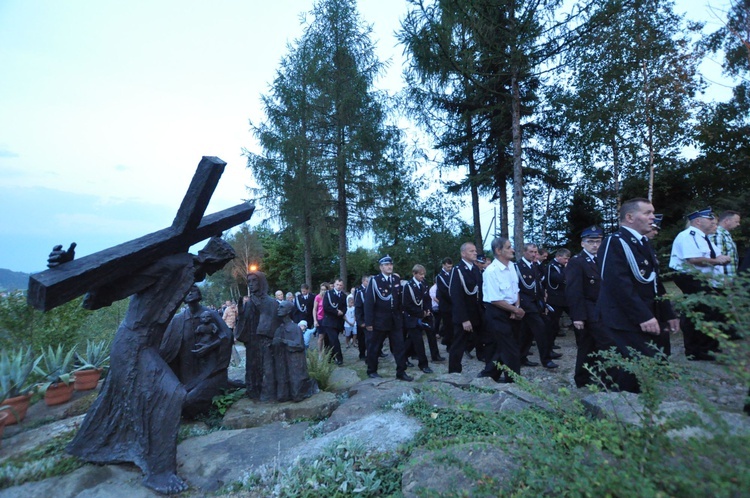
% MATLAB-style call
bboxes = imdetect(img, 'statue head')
[185,284,202,304]
[199,310,213,324]
[246,270,269,297]
[277,299,294,317]
[194,237,236,281]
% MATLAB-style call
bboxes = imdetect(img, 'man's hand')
[512,307,525,320]
[462,320,472,332]
[715,255,731,265]
[667,318,680,333]
[573,320,585,330]
[47,243,76,268]
[640,317,660,335]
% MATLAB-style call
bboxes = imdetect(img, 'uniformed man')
[545,248,570,344]
[669,207,731,361]
[402,264,434,374]
[321,278,347,366]
[364,255,412,381]
[292,283,314,326]
[565,226,604,388]
[597,198,679,393]
[353,275,369,360]
[436,257,454,350]
[645,214,675,356]
[517,243,557,369]
[448,243,483,373]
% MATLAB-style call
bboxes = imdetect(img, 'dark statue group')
[28,158,317,495]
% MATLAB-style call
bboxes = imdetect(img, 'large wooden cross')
[27,156,254,311]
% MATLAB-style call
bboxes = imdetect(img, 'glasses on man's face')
[583,239,602,245]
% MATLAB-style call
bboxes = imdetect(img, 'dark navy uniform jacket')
[354,284,367,328]
[364,274,403,331]
[565,251,600,323]
[436,269,452,315]
[517,259,545,313]
[449,260,483,326]
[292,292,314,325]
[545,259,567,308]
[402,278,430,329]
[321,289,346,330]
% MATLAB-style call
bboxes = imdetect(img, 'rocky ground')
[1,325,747,497]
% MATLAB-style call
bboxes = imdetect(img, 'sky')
[0,0,734,273]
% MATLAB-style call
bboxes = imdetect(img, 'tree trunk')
[499,172,509,238]
[466,116,483,250]
[511,72,524,254]
[336,130,348,284]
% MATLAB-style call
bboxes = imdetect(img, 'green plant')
[0,346,42,399]
[74,339,110,371]
[0,430,82,489]
[34,344,76,388]
[212,388,246,416]
[306,347,336,391]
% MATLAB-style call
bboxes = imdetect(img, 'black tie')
[704,236,716,259]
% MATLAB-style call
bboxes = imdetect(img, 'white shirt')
[462,259,474,271]
[621,225,645,243]
[669,226,713,274]
[429,284,439,310]
[482,258,519,304]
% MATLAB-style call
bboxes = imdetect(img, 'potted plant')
[73,339,110,391]
[34,344,77,406]
[0,347,42,424]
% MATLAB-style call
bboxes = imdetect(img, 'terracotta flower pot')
[74,368,103,391]
[1,393,32,425]
[44,382,74,406]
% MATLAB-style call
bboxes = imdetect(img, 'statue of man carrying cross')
[28,157,254,495]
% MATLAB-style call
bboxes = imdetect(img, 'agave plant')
[0,347,42,400]
[34,344,77,387]
[74,339,111,371]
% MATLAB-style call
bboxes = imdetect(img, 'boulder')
[222,390,338,429]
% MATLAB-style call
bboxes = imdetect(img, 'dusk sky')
[0,0,731,273]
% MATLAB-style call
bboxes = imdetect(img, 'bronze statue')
[273,300,319,402]
[235,270,281,401]
[28,157,254,495]
[160,284,233,419]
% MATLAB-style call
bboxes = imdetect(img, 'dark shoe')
[432,356,446,362]
[477,371,498,380]
[368,372,382,379]
[550,352,562,359]
[421,367,434,374]
[359,355,366,360]
[405,360,415,368]
[397,373,414,381]
[521,359,539,367]
[552,345,561,350]
[543,361,559,369]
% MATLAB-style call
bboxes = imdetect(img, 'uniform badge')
[589,279,595,284]
[640,269,645,276]
[644,259,649,266]
[630,237,638,244]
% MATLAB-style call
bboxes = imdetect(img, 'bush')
[306,348,336,391]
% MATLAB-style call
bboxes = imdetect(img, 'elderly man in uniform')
[353,275,370,360]
[364,255,412,381]
[597,198,679,393]
[670,207,732,361]
[480,236,524,382]
[448,243,484,373]
[517,243,558,369]
[565,226,604,388]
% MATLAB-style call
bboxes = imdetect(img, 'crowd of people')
[212,199,744,398]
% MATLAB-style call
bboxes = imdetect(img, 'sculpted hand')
[47,243,77,268]
[573,321,585,330]
[640,317,660,335]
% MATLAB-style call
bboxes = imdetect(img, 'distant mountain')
[0,268,30,292]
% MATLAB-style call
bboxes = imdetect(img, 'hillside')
[0,268,29,292]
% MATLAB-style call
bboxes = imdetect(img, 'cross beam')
[27,156,254,311]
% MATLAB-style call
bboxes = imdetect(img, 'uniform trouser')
[573,319,601,388]
[356,325,367,358]
[406,327,429,368]
[599,326,661,393]
[520,312,552,364]
[440,309,453,348]
[448,318,482,373]
[547,305,568,343]
[424,321,441,360]
[481,306,520,379]
[367,327,407,376]
[673,273,720,357]
[322,326,343,362]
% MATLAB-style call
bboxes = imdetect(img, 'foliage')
[306,347,336,391]
[231,439,402,497]
[0,430,82,489]
[212,387,246,416]
[0,346,41,399]
[73,339,110,371]
[34,344,76,387]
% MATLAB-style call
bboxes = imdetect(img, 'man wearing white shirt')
[670,207,731,361]
[480,237,525,382]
